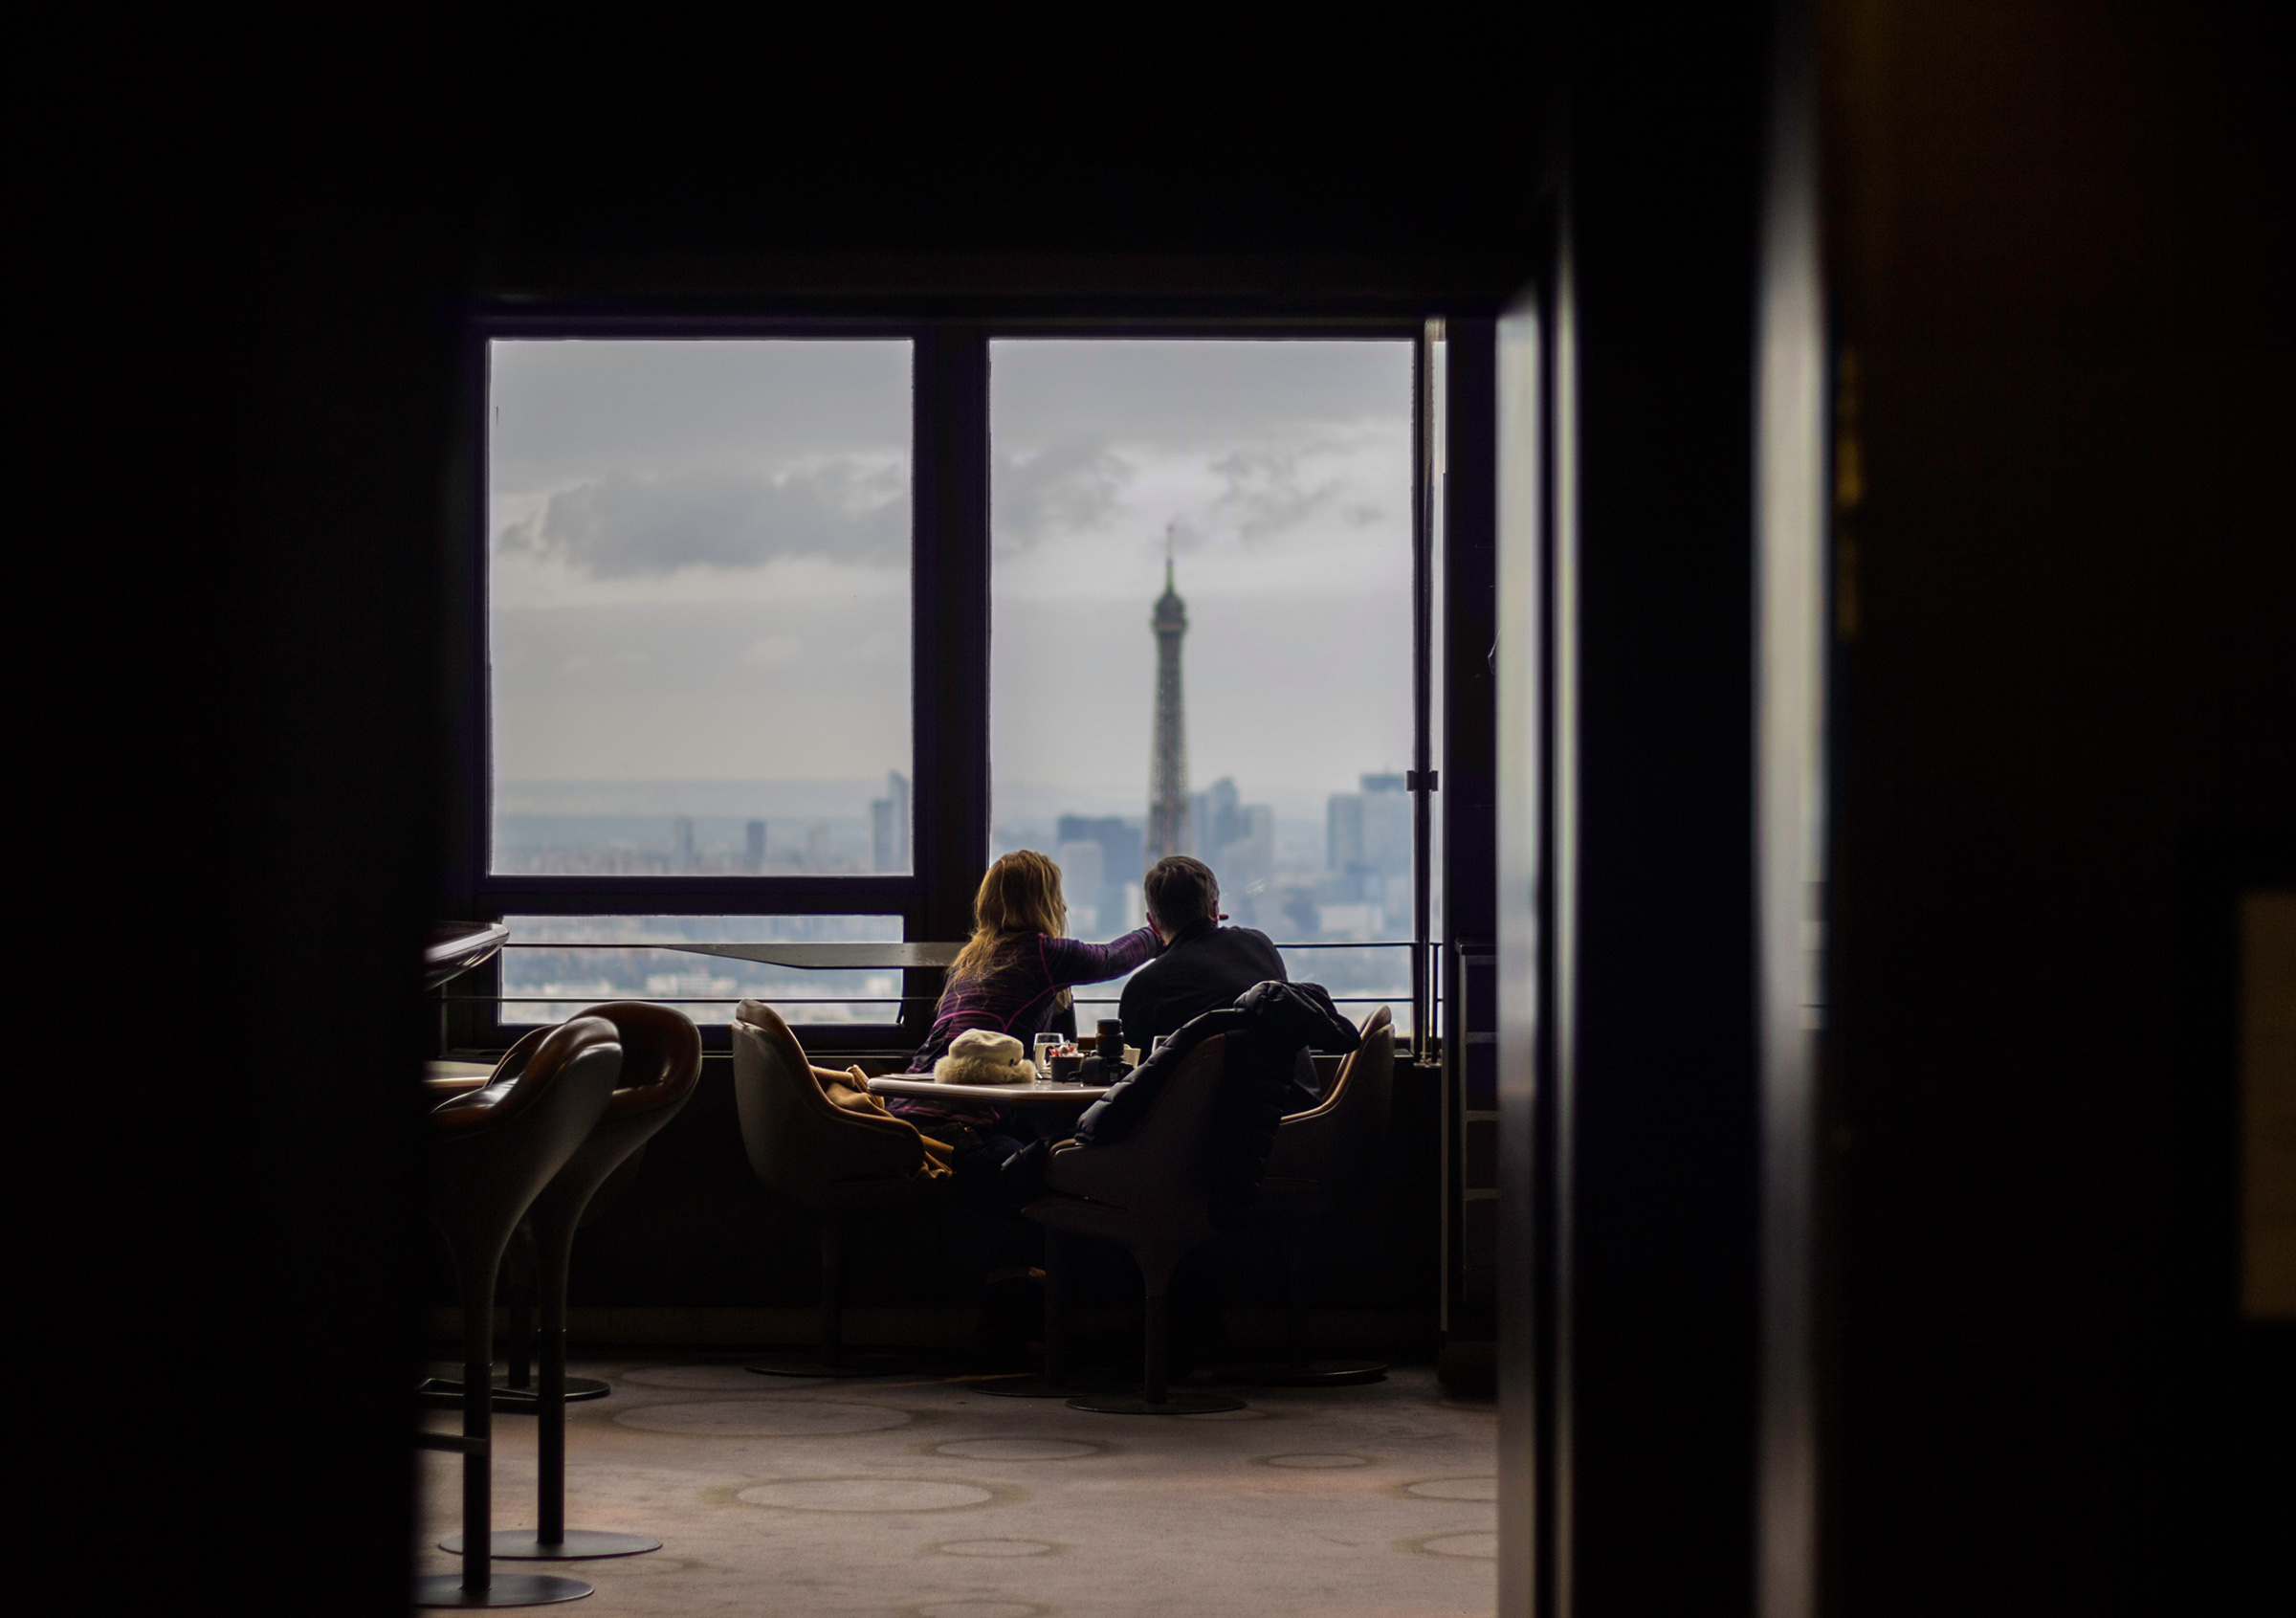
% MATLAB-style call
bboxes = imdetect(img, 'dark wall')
[1822,3,2293,1612]
[1563,2,1768,1611]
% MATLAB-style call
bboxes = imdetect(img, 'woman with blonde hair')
[886,850,1159,1201]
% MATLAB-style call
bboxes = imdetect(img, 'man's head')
[1143,855,1220,940]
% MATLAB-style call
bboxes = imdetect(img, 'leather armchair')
[1027,1034,1245,1414]
[1249,1006,1397,1385]
[729,1000,951,1374]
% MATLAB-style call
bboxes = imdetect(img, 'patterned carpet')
[414,1361,1497,1616]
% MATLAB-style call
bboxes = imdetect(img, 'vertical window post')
[1413,321,1444,1058]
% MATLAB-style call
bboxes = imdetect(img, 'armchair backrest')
[729,1000,924,1207]
[1268,1006,1395,1196]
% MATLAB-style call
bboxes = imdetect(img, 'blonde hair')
[941,850,1071,1009]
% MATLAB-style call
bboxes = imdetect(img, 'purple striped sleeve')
[1038,927,1160,987]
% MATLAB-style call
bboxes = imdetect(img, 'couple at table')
[885,848,1298,1205]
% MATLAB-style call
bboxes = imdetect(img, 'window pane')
[489,340,913,875]
[989,340,1417,1036]
[498,915,906,1026]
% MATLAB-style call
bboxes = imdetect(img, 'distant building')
[1057,814,1146,938]
[673,815,697,870]
[872,769,911,873]
[745,819,766,872]
[1187,777,1276,923]
[1326,772,1412,910]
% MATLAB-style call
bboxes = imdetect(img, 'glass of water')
[1032,1032,1062,1075]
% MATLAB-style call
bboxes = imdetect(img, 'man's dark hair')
[1143,855,1220,931]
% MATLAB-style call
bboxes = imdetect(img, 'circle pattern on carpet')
[621,1365,813,1390]
[931,1438,1097,1461]
[926,1538,1061,1558]
[738,1478,993,1513]
[615,1401,910,1437]
[1406,1475,1499,1501]
[1260,1452,1373,1469]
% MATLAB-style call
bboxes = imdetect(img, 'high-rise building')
[1057,814,1146,937]
[1327,772,1412,897]
[1148,557,1189,859]
[744,819,766,872]
[673,815,697,870]
[872,769,911,873]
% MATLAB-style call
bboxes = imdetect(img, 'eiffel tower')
[1147,549,1189,860]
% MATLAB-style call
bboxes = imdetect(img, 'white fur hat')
[933,1028,1037,1086]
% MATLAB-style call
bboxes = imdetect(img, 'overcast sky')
[490,338,1413,821]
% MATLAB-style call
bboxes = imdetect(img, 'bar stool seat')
[417,1016,621,1608]
[442,1003,701,1564]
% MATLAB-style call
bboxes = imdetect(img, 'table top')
[866,1074,1110,1105]
[426,921,511,989]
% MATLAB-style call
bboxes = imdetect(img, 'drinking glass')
[1033,1032,1061,1075]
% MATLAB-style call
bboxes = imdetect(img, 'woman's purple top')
[889,927,1159,1133]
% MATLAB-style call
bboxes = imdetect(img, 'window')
[459,323,1435,1049]
[488,339,913,876]
[989,340,1420,1034]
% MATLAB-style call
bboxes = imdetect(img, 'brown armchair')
[1247,1006,1397,1385]
[729,1000,952,1375]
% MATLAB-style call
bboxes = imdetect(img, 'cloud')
[1207,444,1348,540]
[993,438,1130,547]
[498,459,907,577]
[739,635,804,666]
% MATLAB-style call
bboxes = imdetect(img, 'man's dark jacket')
[1118,920,1289,1053]
[1006,980,1360,1229]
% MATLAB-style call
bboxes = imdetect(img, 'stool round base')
[968,1365,1134,1398]
[442,1530,663,1561]
[412,1572,593,1607]
[1233,1360,1389,1387]
[1065,1389,1247,1415]
[419,1375,613,1412]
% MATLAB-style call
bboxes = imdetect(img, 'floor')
[414,1360,1498,1617]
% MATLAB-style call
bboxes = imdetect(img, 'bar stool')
[417,1016,621,1609]
[730,1000,952,1377]
[1027,1035,1247,1415]
[1241,1006,1396,1385]
[443,1002,701,1564]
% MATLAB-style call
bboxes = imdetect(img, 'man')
[1119,855,1321,1104]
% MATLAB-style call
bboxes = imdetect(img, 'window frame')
[444,315,1434,1057]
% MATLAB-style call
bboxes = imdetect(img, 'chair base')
[412,1572,593,1607]
[1231,1359,1389,1387]
[442,1529,662,1561]
[964,1365,1134,1399]
[420,1375,612,1412]
[743,1350,928,1379]
[1065,1388,1247,1415]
